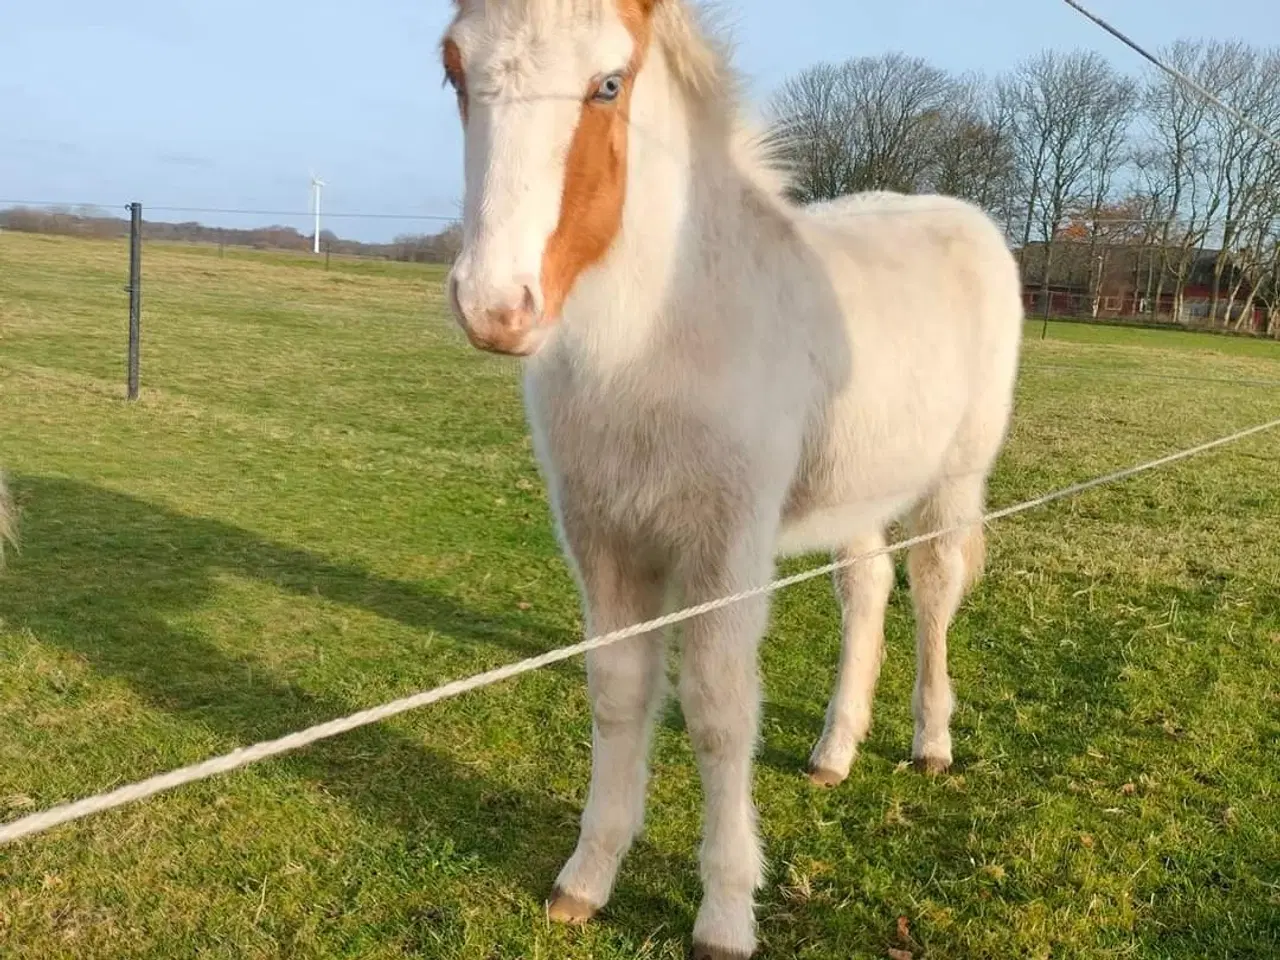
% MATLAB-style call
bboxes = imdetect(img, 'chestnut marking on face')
[539,0,659,320]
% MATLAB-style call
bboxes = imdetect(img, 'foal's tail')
[0,471,18,568]
[960,523,986,595]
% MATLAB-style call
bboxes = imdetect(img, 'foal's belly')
[776,491,920,557]
[776,412,957,556]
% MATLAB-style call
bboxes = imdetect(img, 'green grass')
[1027,317,1280,359]
[2,231,1279,959]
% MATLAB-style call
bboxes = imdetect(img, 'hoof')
[692,944,754,960]
[806,765,846,788]
[546,887,599,925]
[912,755,951,776]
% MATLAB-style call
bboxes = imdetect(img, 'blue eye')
[593,73,624,102]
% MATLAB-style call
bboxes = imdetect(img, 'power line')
[1061,0,1280,151]
[0,198,1272,233]
[5,198,1274,233]
[0,200,458,223]
[147,206,458,222]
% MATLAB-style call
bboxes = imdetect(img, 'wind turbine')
[309,172,326,254]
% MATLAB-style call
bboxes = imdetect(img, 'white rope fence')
[2,417,1278,847]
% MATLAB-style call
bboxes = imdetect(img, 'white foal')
[439,2,1022,956]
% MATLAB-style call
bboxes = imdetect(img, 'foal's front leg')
[680,533,774,960]
[548,546,667,922]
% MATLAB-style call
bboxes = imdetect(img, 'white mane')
[649,0,795,199]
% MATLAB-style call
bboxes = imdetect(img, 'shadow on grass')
[0,475,692,946]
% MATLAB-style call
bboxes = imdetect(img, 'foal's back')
[799,188,1022,421]
[776,191,1023,556]
[801,190,1022,361]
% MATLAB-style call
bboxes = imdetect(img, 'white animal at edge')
[0,472,16,567]
[439,2,1023,956]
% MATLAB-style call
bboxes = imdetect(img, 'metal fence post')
[126,202,142,401]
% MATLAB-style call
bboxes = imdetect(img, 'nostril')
[448,275,465,321]
[490,306,522,330]
[518,281,544,320]
[483,287,538,331]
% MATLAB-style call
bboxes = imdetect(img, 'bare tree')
[1080,72,1139,315]
[767,63,851,202]
[1200,46,1280,327]
[769,53,962,201]
[925,75,1020,216]
[767,38,1280,338]
[1138,40,1245,321]
[1004,50,1135,316]
[837,53,960,192]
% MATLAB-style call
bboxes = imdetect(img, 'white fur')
[0,471,16,567]
[445,3,1023,955]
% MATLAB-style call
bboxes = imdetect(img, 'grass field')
[2,232,1279,959]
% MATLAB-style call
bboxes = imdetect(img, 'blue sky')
[3,0,1277,241]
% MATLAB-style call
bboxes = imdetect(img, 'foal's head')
[441,0,664,356]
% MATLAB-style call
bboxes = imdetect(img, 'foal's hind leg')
[808,531,894,786]
[549,548,668,923]
[907,477,986,775]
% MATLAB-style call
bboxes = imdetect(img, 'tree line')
[0,206,462,265]
[769,40,1280,335]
